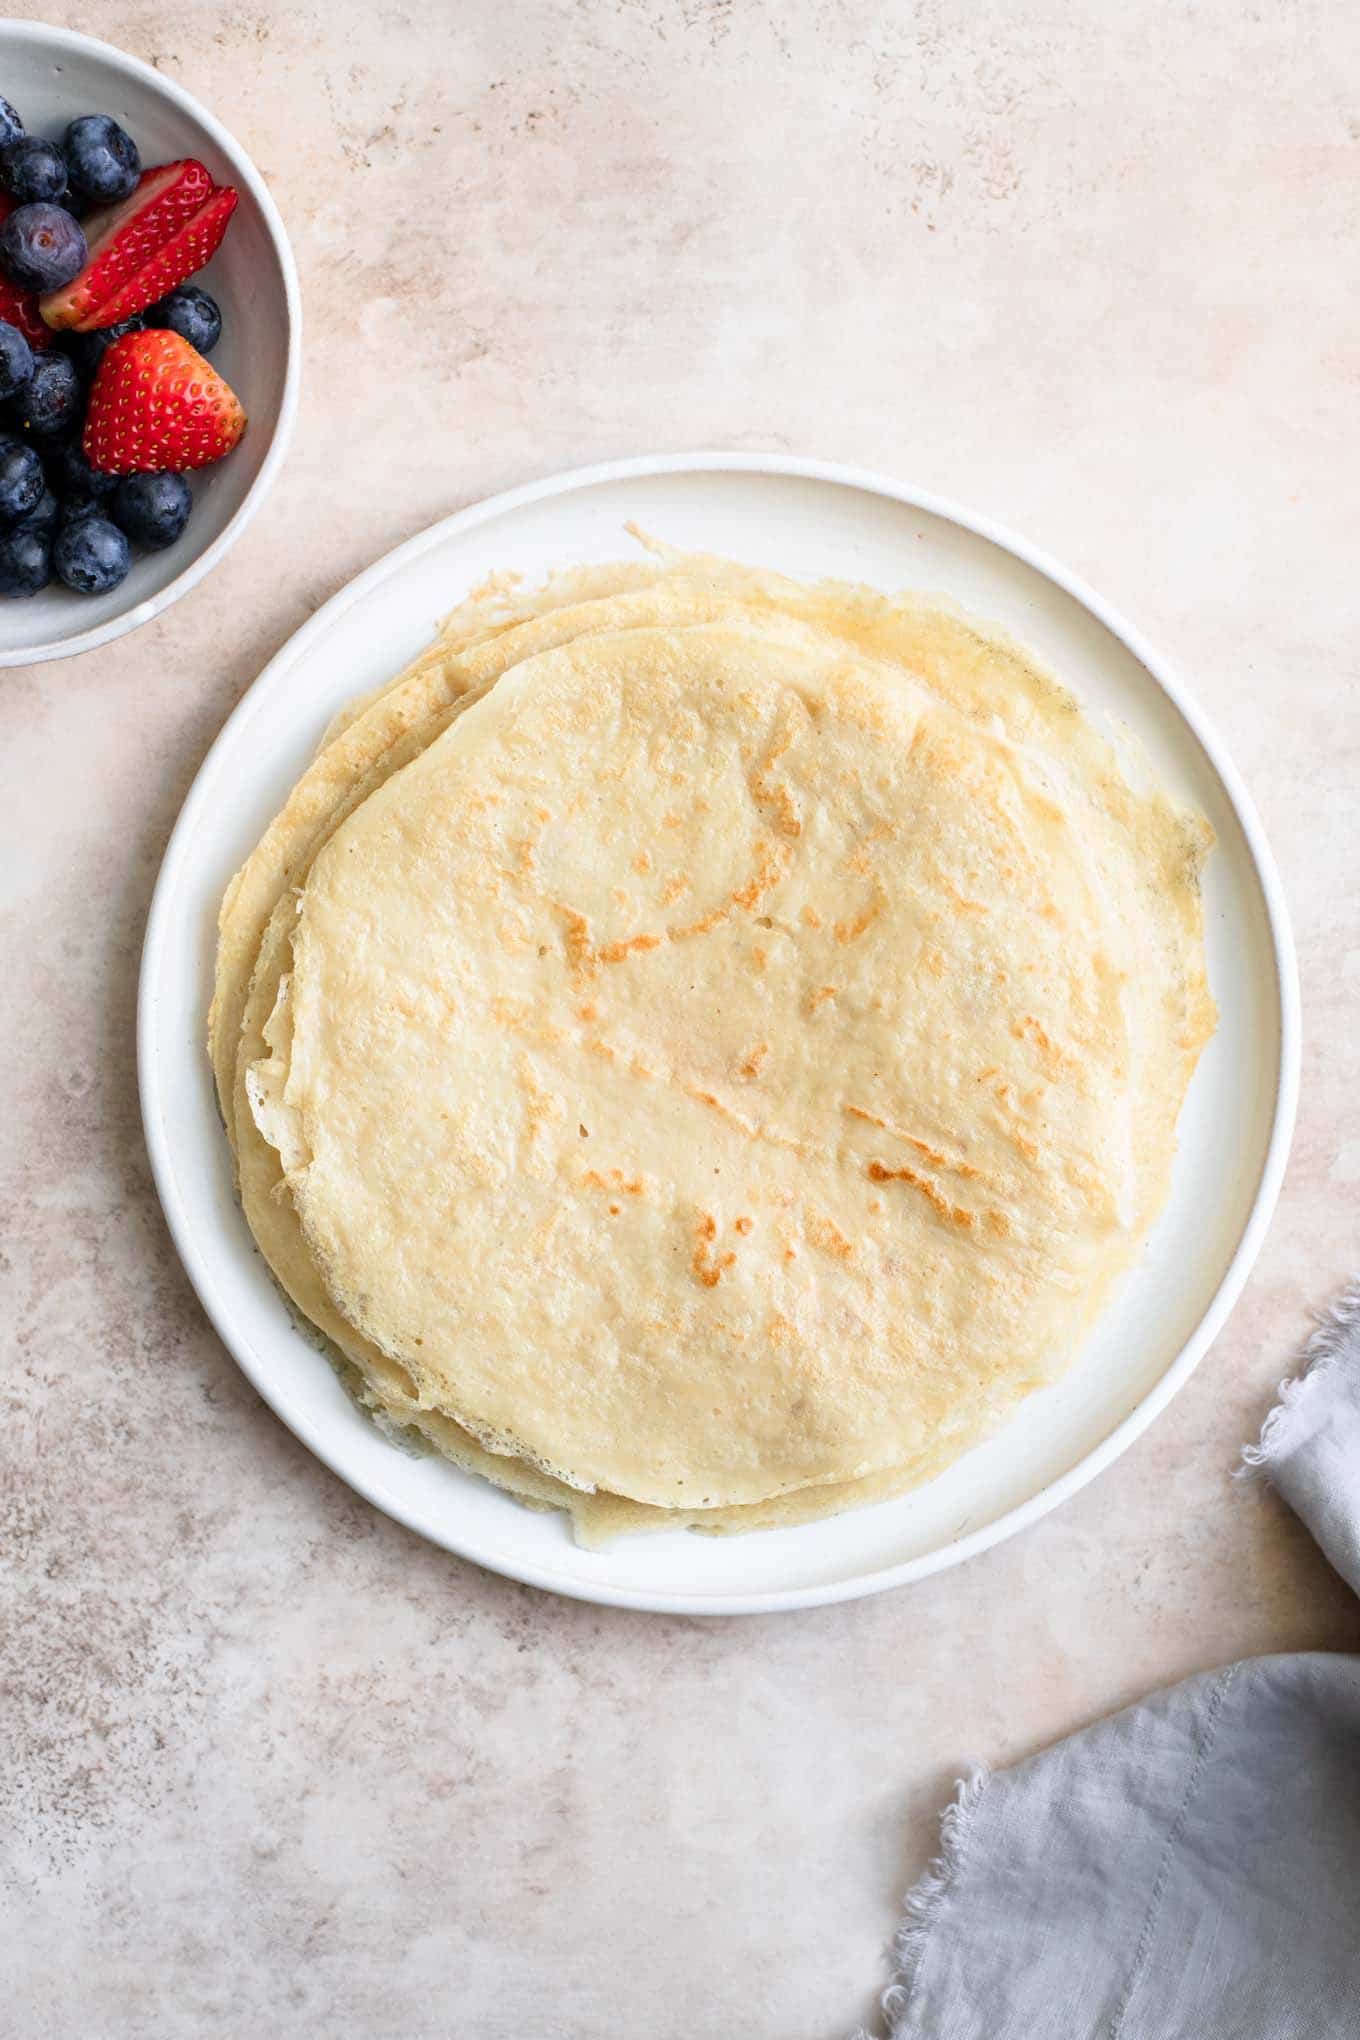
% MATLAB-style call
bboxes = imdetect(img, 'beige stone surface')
[3,3,1358,2035]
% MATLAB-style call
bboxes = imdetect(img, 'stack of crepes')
[211,537,1216,1544]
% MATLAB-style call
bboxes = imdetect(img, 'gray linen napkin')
[860,1284,1360,2040]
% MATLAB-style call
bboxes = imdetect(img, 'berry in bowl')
[0,23,298,664]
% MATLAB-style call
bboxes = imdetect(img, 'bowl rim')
[0,19,301,666]
[138,449,1302,1616]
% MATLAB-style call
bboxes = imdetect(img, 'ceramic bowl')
[0,20,300,665]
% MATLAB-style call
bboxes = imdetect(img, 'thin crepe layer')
[214,545,1214,1536]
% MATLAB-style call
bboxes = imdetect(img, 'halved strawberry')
[39,159,237,332]
[0,193,51,348]
[84,327,246,473]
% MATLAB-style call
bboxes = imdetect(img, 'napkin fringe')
[1239,1277,1360,1480]
[877,1765,990,2036]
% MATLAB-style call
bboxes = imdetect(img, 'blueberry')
[62,315,142,382]
[0,203,86,291]
[146,284,222,355]
[45,433,117,504]
[12,485,59,536]
[112,470,192,550]
[0,137,67,206]
[0,434,44,520]
[0,98,23,151]
[63,115,140,206]
[0,318,33,400]
[0,525,50,596]
[9,350,80,437]
[53,509,129,594]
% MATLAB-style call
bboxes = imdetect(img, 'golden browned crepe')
[213,540,1215,1541]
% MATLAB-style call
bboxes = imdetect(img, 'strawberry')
[84,329,246,473]
[39,159,237,332]
[0,194,51,348]
[0,273,53,350]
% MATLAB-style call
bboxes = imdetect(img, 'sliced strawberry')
[79,183,237,332]
[38,159,230,331]
[84,328,246,473]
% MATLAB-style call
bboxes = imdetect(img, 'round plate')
[139,454,1299,1614]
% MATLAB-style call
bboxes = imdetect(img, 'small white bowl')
[0,21,300,665]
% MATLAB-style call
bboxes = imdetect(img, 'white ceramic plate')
[139,454,1299,1615]
[0,22,300,665]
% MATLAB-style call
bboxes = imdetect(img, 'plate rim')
[138,450,1301,1615]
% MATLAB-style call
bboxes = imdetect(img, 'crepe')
[213,540,1215,1540]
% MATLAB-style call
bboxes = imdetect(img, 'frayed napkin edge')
[850,1765,991,2040]
[1238,1277,1360,1482]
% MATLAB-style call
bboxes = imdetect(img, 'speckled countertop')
[4,4,1359,2035]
